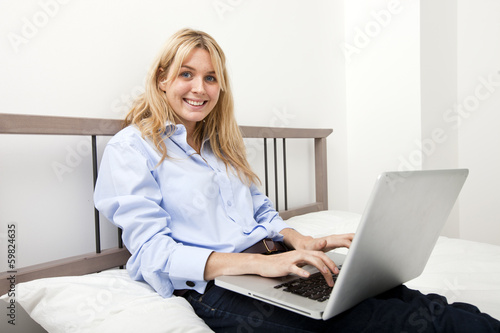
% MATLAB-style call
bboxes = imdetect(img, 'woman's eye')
[205,75,217,82]
[180,72,192,78]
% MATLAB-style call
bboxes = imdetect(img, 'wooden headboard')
[0,113,332,294]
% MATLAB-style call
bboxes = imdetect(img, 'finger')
[343,233,355,248]
[311,238,328,251]
[319,263,335,287]
[345,233,355,243]
[323,255,340,275]
[323,233,356,250]
[338,234,353,248]
[297,259,334,286]
[289,265,311,278]
[302,251,337,287]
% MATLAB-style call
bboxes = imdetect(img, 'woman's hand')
[205,231,355,286]
[275,229,355,285]
[280,228,354,253]
[255,249,339,286]
[204,249,341,287]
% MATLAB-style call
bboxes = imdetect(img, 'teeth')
[186,99,204,106]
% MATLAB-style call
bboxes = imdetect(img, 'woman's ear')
[158,68,167,92]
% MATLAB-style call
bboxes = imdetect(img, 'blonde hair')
[124,28,258,185]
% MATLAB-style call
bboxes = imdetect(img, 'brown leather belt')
[241,238,289,255]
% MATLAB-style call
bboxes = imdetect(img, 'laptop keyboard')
[273,266,341,302]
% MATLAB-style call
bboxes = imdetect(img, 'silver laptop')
[215,169,469,320]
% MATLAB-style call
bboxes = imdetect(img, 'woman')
[94,28,499,332]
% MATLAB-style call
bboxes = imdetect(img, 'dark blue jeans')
[184,283,500,332]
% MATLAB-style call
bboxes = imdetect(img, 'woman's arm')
[204,250,336,286]
[204,230,355,286]
[94,134,212,297]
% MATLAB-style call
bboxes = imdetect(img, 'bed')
[0,113,499,332]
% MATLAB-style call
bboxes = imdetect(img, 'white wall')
[343,0,422,213]
[0,0,347,269]
[457,0,500,246]
[418,0,500,246]
[420,0,459,237]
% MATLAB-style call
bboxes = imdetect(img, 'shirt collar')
[167,121,209,138]
[164,122,211,153]
[165,122,184,136]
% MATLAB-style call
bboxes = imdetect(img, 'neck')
[179,120,202,153]
[185,128,201,154]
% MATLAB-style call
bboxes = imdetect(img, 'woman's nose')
[191,77,206,94]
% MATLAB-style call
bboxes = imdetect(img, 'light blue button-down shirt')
[94,124,290,297]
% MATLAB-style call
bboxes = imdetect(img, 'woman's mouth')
[184,99,207,106]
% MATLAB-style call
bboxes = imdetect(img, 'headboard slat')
[0,113,333,138]
[0,248,130,293]
[278,203,323,220]
[0,113,123,135]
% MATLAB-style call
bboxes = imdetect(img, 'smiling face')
[159,47,220,134]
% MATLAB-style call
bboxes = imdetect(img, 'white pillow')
[0,270,213,333]
[286,210,360,241]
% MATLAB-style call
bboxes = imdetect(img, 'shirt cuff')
[167,245,214,293]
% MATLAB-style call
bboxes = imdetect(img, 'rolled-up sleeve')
[94,139,212,298]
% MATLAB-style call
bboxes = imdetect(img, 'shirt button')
[227,201,232,207]
[186,281,195,287]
